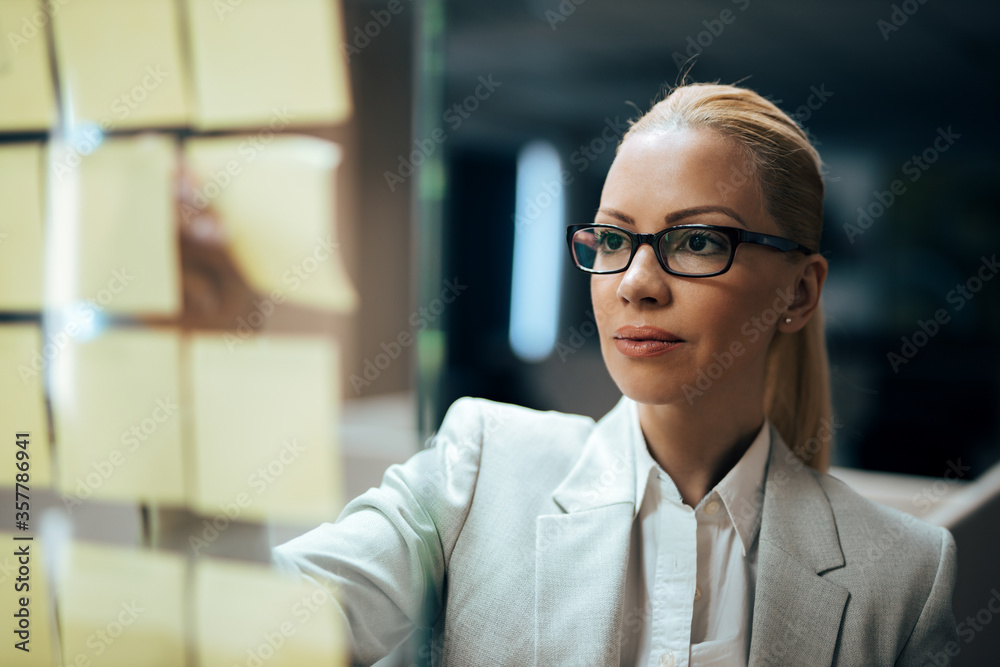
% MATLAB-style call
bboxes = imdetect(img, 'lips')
[614,325,683,342]
[613,325,684,358]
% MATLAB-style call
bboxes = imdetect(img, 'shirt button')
[659,652,675,667]
[694,585,702,600]
[705,500,720,515]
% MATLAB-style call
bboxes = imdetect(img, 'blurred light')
[71,123,104,156]
[509,141,565,363]
[45,138,83,411]
[44,138,81,311]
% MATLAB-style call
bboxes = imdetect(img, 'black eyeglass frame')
[566,223,815,277]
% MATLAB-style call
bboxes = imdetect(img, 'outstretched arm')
[272,398,486,665]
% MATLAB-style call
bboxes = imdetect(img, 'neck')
[636,385,765,507]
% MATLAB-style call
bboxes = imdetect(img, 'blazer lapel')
[748,425,849,666]
[536,397,636,666]
[535,402,850,666]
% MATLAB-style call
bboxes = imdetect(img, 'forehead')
[600,127,772,233]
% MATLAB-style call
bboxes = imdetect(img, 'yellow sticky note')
[185,0,352,130]
[51,0,190,128]
[53,134,181,315]
[0,324,52,487]
[195,558,346,667]
[52,329,184,506]
[189,334,342,523]
[0,533,58,665]
[0,0,57,131]
[185,134,357,312]
[59,542,186,667]
[0,142,45,311]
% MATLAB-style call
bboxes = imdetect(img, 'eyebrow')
[597,205,748,229]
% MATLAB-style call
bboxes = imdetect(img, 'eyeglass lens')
[571,226,733,275]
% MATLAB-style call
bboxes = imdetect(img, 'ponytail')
[764,309,833,471]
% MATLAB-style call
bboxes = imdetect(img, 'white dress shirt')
[619,400,771,667]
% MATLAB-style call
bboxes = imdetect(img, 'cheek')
[701,288,783,358]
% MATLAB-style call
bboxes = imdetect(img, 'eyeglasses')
[566,223,814,277]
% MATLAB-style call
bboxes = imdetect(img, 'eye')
[670,229,728,255]
[595,229,628,252]
[687,234,709,252]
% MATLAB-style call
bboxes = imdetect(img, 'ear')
[780,254,828,333]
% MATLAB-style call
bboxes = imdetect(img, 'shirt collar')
[628,398,771,557]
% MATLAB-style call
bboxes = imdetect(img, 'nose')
[616,242,673,306]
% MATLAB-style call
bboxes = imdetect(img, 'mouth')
[613,325,684,358]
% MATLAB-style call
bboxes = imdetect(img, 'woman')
[273,82,958,666]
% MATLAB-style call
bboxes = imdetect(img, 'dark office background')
[343,0,1000,478]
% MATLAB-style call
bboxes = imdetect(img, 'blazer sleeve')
[271,397,485,665]
[894,526,960,666]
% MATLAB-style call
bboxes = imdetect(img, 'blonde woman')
[274,82,958,666]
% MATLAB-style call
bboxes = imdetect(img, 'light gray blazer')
[273,396,959,666]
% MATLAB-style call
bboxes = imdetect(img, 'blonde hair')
[622,82,833,471]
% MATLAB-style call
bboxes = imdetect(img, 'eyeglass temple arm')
[739,230,814,254]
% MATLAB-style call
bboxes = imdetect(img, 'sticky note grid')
[0,1,356,664]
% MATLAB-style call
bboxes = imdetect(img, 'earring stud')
[784,317,792,324]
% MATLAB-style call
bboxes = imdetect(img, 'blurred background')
[407,0,1000,477]
[0,0,998,664]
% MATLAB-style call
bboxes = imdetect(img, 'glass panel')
[662,227,732,275]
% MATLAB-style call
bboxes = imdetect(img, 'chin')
[606,364,696,407]
[599,346,685,406]
[618,383,692,407]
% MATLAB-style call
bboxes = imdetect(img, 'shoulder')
[815,469,951,558]
[808,467,954,602]
[434,396,596,457]
[430,397,599,493]
[801,468,959,657]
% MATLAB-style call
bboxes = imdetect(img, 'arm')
[894,526,959,666]
[272,397,485,665]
